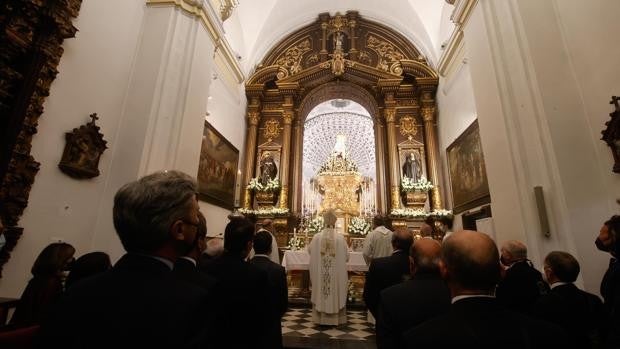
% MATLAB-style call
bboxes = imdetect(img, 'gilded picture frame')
[446,119,491,214]
[197,121,239,209]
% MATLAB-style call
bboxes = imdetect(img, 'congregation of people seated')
[1,170,618,349]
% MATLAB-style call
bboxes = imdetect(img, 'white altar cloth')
[281,250,368,272]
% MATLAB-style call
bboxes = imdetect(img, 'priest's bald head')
[441,230,501,296]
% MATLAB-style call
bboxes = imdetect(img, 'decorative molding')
[437,0,478,77]
[146,0,244,83]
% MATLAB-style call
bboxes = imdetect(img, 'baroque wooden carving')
[602,96,620,173]
[58,113,108,179]
[0,0,82,277]
[244,11,442,218]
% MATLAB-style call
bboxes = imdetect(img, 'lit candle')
[293,228,297,238]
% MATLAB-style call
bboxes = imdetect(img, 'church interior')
[0,0,619,347]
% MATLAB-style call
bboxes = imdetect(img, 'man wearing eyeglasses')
[40,170,213,348]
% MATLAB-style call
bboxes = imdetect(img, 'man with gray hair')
[403,231,567,347]
[376,238,450,349]
[496,240,548,311]
[40,170,211,348]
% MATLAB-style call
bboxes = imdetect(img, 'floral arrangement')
[401,176,434,193]
[238,207,289,216]
[247,177,281,192]
[390,208,429,218]
[308,216,324,234]
[288,235,305,251]
[389,208,454,218]
[348,217,370,236]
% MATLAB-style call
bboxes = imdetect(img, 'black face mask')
[595,237,611,252]
[500,256,509,267]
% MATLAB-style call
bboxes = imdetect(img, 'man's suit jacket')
[496,260,548,311]
[601,257,620,347]
[376,272,450,349]
[403,297,572,349]
[38,254,211,349]
[203,253,271,348]
[363,250,410,317]
[174,257,217,293]
[249,255,288,349]
[531,283,605,348]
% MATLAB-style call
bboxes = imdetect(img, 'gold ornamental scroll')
[316,171,362,216]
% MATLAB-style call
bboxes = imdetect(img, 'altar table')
[281,250,369,272]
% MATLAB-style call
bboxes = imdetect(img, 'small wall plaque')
[58,113,107,179]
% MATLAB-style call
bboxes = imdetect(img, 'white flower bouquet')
[238,207,289,216]
[308,216,324,234]
[401,176,434,193]
[348,217,370,236]
[247,177,281,192]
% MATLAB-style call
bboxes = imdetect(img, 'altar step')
[282,306,376,349]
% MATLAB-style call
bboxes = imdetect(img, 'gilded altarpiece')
[242,11,445,302]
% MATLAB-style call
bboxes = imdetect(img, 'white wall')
[0,0,147,297]
[437,60,480,232]
[0,0,247,298]
[461,0,619,294]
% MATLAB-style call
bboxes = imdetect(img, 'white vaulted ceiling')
[228,0,447,75]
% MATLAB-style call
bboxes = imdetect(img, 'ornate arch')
[241,11,443,236]
[298,81,380,121]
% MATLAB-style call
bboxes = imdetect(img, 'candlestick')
[234,169,242,207]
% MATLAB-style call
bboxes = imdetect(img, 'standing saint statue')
[308,209,349,325]
[402,152,422,182]
[259,152,278,185]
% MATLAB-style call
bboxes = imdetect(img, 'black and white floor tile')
[281,307,375,342]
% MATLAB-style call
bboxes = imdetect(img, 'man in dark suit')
[496,240,549,311]
[531,251,605,348]
[203,218,271,348]
[363,228,413,318]
[376,238,450,349]
[403,231,570,349]
[174,211,216,292]
[249,230,288,349]
[39,170,212,348]
[596,215,620,347]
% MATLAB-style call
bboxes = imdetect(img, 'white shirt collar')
[179,256,197,267]
[550,281,569,289]
[254,254,271,259]
[451,294,495,304]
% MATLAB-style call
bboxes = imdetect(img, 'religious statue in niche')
[259,152,278,185]
[402,152,422,182]
[58,113,107,179]
[602,96,620,173]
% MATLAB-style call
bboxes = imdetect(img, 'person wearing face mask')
[39,170,213,348]
[495,240,548,312]
[596,215,620,347]
[10,242,75,327]
[174,211,217,293]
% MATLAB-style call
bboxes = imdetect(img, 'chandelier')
[303,107,375,179]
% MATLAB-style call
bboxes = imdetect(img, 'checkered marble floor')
[281,307,375,342]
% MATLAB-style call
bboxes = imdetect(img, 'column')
[242,97,261,209]
[384,96,400,210]
[291,115,303,214]
[373,116,388,214]
[347,12,358,61]
[279,94,294,209]
[420,90,442,210]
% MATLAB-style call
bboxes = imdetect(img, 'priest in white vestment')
[362,215,393,265]
[308,210,349,325]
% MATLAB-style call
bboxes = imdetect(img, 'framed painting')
[197,121,239,209]
[446,119,491,214]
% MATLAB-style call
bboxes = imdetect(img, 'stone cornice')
[146,0,244,83]
[437,0,477,77]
